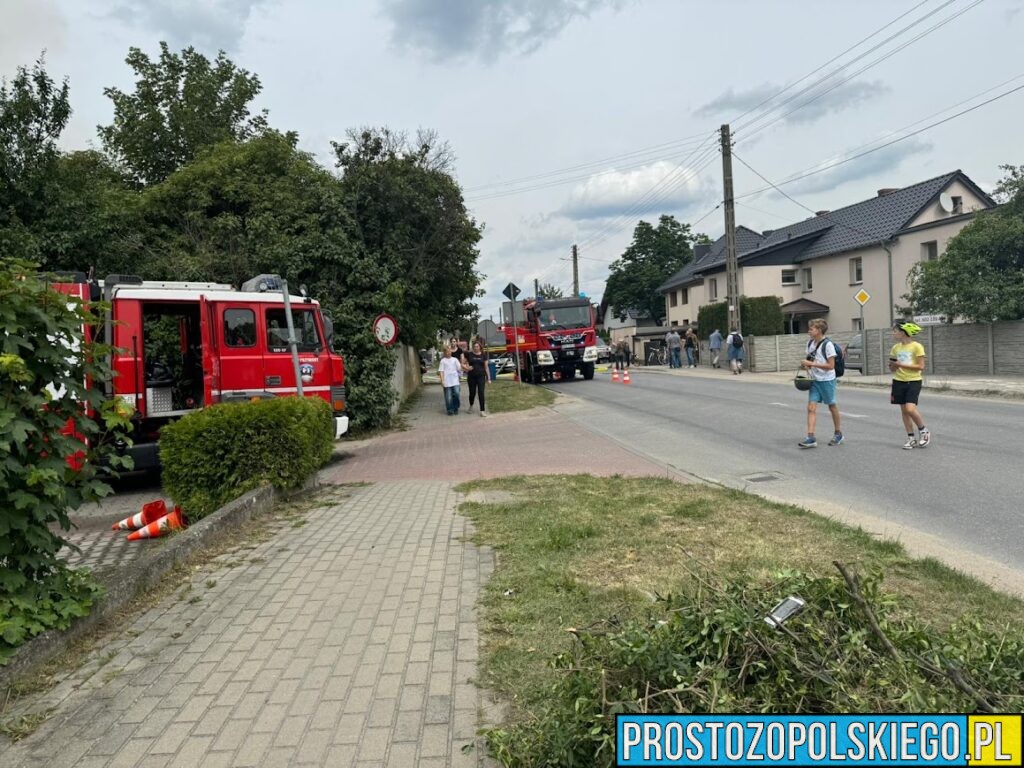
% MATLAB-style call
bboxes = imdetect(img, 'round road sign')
[373,313,399,347]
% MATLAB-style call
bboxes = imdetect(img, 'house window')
[802,268,813,292]
[849,257,863,285]
[709,278,718,300]
[852,317,863,331]
[951,196,963,214]
[782,269,798,285]
[671,320,678,326]
[921,241,938,262]
[670,291,678,307]
[680,288,689,305]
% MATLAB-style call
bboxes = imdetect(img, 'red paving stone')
[325,384,671,483]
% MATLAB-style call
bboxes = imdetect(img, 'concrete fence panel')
[994,321,1024,375]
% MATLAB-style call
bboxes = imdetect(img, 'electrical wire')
[727,0,938,127]
[733,79,1024,201]
[464,132,712,193]
[737,0,985,142]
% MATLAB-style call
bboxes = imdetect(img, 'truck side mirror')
[321,311,335,347]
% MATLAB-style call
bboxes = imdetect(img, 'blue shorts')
[809,379,837,405]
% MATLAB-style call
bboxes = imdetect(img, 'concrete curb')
[0,477,320,692]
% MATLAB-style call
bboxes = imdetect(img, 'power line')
[465,138,715,202]
[734,79,1024,201]
[576,138,720,248]
[579,147,720,250]
[463,132,712,193]
[737,0,984,142]
[728,0,938,127]
[733,151,898,242]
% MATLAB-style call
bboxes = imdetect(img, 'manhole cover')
[742,472,783,483]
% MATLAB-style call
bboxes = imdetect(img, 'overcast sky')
[3,0,1022,317]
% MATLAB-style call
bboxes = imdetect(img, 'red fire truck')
[52,272,348,471]
[503,296,598,384]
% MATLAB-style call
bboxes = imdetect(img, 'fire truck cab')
[56,273,348,472]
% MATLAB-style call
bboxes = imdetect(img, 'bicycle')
[646,346,668,366]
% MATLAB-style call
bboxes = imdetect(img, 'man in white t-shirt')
[438,347,463,415]
[797,318,843,448]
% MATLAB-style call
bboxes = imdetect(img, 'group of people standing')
[664,327,700,369]
[437,338,490,417]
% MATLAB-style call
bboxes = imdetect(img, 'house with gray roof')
[658,170,996,333]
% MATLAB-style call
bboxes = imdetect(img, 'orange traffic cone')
[126,506,186,541]
[622,370,631,384]
[112,499,167,531]
[611,369,619,382]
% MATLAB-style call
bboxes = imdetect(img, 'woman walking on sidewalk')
[465,340,490,417]
[889,322,931,449]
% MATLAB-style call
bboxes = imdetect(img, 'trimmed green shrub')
[696,296,784,337]
[160,396,334,519]
[696,300,728,336]
[742,295,784,335]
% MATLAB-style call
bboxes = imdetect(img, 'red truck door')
[262,304,330,404]
[199,296,217,406]
[217,303,264,399]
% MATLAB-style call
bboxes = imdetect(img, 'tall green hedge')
[696,296,784,337]
[160,396,334,519]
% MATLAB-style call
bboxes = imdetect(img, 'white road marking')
[768,402,790,407]
[841,412,869,418]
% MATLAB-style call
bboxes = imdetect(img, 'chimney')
[877,188,898,197]
[816,210,830,217]
[693,243,711,260]
[763,229,774,236]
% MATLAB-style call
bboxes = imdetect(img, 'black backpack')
[731,333,744,349]
[814,338,845,377]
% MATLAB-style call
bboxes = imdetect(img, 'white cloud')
[382,0,624,62]
[696,79,890,126]
[108,0,268,53]
[559,160,714,220]
[783,137,933,195]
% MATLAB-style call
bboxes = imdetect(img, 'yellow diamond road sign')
[854,289,871,306]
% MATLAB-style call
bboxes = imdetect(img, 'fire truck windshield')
[538,305,590,331]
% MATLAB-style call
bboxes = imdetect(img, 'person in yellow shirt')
[889,322,930,449]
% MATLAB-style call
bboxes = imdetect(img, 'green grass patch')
[459,475,1024,765]
[486,380,555,414]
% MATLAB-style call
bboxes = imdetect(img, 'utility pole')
[720,124,740,333]
[572,243,580,297]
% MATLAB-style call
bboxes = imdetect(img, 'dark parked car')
[844,334,863,372]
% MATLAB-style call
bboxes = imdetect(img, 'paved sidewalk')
[2,482,492,768]
[326,383,674,483]
[3,389,671,768]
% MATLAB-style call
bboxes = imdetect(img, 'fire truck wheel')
[582,362,595,380]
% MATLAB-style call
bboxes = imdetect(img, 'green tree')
[332,127,483,428]
[0,56,71,261]
[907,165,1024,322]
[603,215,696,322]
[0,259,133,662]
[537,282,564,298]
[99,43,268,186]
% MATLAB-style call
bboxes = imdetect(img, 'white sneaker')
[467,405,474,413]
[903,436,917,450]
[480,410,487,417]
[918,430,931,448]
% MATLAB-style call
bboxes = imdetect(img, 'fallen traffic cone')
[611,369,619,382]
[112,499,168,531]
[126,506,186,541]
[622,370,631,384]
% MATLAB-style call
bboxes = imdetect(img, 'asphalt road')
[549,369,1024,574]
